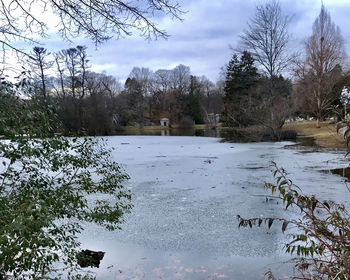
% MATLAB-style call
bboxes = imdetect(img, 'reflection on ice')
[79,136,349,279]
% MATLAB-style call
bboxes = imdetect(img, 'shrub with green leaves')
[238,162,350,279]
[0,78,132,279]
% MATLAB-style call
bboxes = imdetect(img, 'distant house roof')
[160,118,169,121]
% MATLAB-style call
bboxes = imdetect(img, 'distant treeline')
[25,46,224,135]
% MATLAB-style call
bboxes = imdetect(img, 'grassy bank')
[123,123,221,133]
[283,121,346,149]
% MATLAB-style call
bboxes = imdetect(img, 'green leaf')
[282,221,289,233]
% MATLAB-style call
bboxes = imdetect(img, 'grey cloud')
[35,0,350,82]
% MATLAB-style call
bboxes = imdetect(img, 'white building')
[160,118,169,127]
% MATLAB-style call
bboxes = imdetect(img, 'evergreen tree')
[223,51,260,127]
[184,75,204,124]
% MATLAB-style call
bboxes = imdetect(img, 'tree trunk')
[316,88,321,128]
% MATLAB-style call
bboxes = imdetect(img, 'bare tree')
[84,71,122,134]
[240,0,292,78]
[61,48,79,99]
[26,46,53,102]
[129,67,154,96]
[75,45,89,128]
[53,52,67,99]
[303,5,346,127]
[76,46,89,99]
[198,75,215,115]
[154,69,172,94]
[0,0,183,55]
[171,64,191,94]
[128,67,155,126]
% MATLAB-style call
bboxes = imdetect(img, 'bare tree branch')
[294,4,346,127]
[239,0,293,78]
[0,0,183,55]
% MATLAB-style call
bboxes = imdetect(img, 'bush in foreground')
[238,161,350,279]
[0,78,132,279]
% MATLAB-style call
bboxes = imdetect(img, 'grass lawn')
[283,121,346,149]
[123,123,221,132]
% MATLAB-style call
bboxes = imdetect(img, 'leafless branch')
[239,0,293,77]
[0,0,183,55]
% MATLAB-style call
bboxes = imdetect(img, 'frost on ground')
[79,136,348,280]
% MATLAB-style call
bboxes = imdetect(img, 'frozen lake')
[79,136,349,279]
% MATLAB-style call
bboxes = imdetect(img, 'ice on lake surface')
[79,136,349,279]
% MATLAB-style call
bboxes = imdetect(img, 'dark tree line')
[26,45,123,135]
[119,65,223,127]
[25,46,224,135]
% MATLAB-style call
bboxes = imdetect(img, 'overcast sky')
[12,0,350,82]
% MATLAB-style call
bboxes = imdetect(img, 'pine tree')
[184,75,204,124]
[223,51,260,127]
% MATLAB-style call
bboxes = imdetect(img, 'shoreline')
[283,121,346,150]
